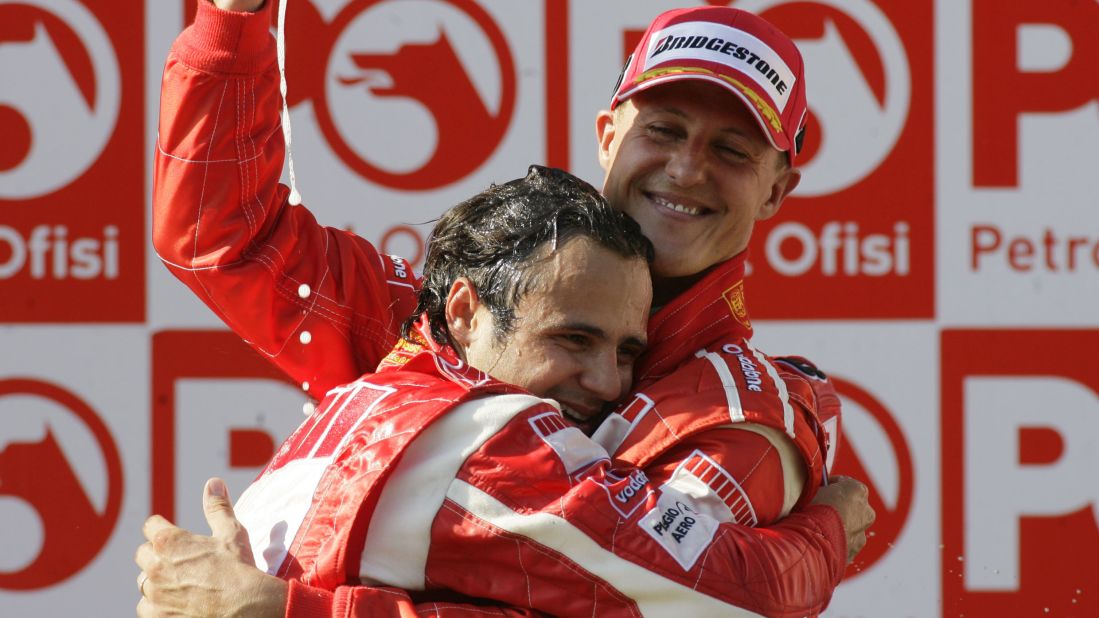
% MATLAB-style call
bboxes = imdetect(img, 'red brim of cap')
[612,69,793,155]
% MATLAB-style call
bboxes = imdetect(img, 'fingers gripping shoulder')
[775,355,843,476]
[774,355,842,427]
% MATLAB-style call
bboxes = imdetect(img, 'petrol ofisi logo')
[0,0,118,199]
[151,331,300,523]
[970,1,1098,188]
[312,0,516,191]
[0,0,144,322]
[733,0,933,319]
[941,330,1099,615]
[830,375,914,580]
[0,379,123,590]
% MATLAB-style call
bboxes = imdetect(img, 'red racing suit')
[235,322,845,618]
[154,2,847,615]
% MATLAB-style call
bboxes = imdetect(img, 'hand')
[212,0,266,13]
[810,475,875,564]
[135,478,288,617]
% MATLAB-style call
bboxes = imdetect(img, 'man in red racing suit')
[225,319,846,617]
[148,1,868,615]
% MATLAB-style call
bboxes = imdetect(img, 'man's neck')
[651,269,712,309]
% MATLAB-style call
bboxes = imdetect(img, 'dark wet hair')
[402,165,654,347]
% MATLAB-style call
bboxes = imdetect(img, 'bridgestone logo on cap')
[645,22,796,112]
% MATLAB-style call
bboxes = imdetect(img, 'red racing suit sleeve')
[608,345,842,525]
[643,426,794,525]
[153,0,416,397]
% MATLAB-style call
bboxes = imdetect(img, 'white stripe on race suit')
[235,456,333,575]
[360,393,547,589]
[696,349,747,423]
[446,480,763,618]
[746,343,796,438]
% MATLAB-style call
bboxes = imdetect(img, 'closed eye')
[646,123,682,142]
[717,144,748,160]
[617,342,646,366]
[557,333,593,350]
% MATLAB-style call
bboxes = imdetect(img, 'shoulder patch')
[668,450,758,527]
[639,485,721,571]
[528,411,609,477]
[721,280,752,331]
[619,392,656,424]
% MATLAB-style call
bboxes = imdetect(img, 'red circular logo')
[380,224,425,267]
[0,379,123,590]
[0,1,121,199]
[831,376,914,580]
[313,0,516,190]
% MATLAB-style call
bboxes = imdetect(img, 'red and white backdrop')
[1,0,1096,615]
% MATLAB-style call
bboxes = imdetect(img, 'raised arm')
[153,0,418,397]
[213,0,263,11]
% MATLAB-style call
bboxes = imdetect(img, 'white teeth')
[655,196,703,215]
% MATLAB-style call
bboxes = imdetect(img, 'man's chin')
[648,244,707,278]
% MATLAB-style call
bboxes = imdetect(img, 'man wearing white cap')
[145,1,874,616]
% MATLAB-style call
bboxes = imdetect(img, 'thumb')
[203,478,258,567]
[203,477,240,537]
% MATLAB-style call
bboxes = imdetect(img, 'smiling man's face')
[462,236,651,429]
[597,80,800,283]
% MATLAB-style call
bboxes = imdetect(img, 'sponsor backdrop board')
[1,0,1095,615]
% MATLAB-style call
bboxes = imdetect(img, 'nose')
[578,348,624,404]
[665,140,707,188]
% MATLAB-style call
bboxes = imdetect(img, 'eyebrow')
[558,322,648,350]
[644,106,756,140]
[649,105,688,119]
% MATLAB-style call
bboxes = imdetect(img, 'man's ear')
[758,164,802,222]
[595,109,617,173]
[444,277,480,351]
